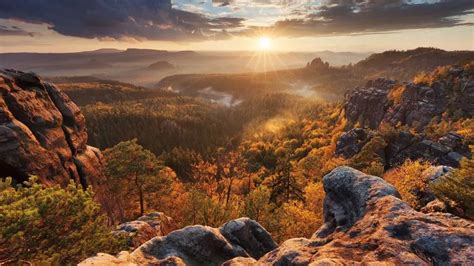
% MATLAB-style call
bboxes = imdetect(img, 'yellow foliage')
[388,85,406,104]
[383,160,432,209]
[279,201,321,241]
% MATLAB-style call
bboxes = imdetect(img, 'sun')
[258,36,272,51]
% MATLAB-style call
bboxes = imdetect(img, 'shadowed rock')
[336,128,470,168]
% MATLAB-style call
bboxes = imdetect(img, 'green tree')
[104,139,172,220]
[430,153,474,219]
[266,157,304,205]
[0,177,126,265]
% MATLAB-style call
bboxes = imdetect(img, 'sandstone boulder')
[0,69,104,187]
[81,218,276,266]
[258,166,474,265]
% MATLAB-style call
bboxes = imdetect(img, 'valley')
[1,47,473,265]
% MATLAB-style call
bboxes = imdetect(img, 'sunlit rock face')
[258,167,474,265]
[0,69,104,187]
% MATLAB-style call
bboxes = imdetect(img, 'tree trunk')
[134,174,145,216]
[226,178,234,206]
[139,186,144,216]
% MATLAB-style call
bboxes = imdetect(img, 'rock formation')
[337,64,473,168]
[80,217,277,266]
[336,128,470,168]
[0,69,104,187]
[306,57,330,71]
[343,65,474,130]
[258,167,474,265]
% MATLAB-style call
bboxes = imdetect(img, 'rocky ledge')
[81,166,474,265]
[0,69,104,187]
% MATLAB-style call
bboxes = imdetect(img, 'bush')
[383,160,432,209]
[430,155,474,220]
[0,177,126,265]
[350,135,387,173]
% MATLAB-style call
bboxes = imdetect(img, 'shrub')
[0,177,126,265]
[430,154,474,220]
[383,160,432,209]
[350,135,387,172]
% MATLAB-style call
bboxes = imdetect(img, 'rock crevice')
[0,69,104,187]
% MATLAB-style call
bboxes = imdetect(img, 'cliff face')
[343,64,473,130]
[338,64,473,167]
[0,69,104,187]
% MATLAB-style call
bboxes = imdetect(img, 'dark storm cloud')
[0,0,472,41]
[0,0,244,41]
[269,0,474,36]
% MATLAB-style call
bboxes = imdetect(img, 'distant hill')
[157,48,474,101]
[0,49,202,70]
[146,61,175,71]
[46,76,174,106]
[354,47,474,80]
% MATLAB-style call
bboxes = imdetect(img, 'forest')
[1,59,473,264]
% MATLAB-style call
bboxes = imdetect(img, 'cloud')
[266,0,474,37]
[0,25,36,37]
[0,0,244,41]
[0,0,472,41]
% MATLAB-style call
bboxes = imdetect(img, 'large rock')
[81,218,277,266]
[0,69,104,187]
[258,166,474,265]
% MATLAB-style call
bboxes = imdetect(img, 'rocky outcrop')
[385,131,470,167]
[113,212,176,248]
[335,128,373,158]
[306,57,330,71]
[343,65,474,130]
[0,69,104,187]
[336,128,470,168]
[81,217,277,266]
[343,78,395,129]
[258,166,474,265]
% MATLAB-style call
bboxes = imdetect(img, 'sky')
[0,0,473,53]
